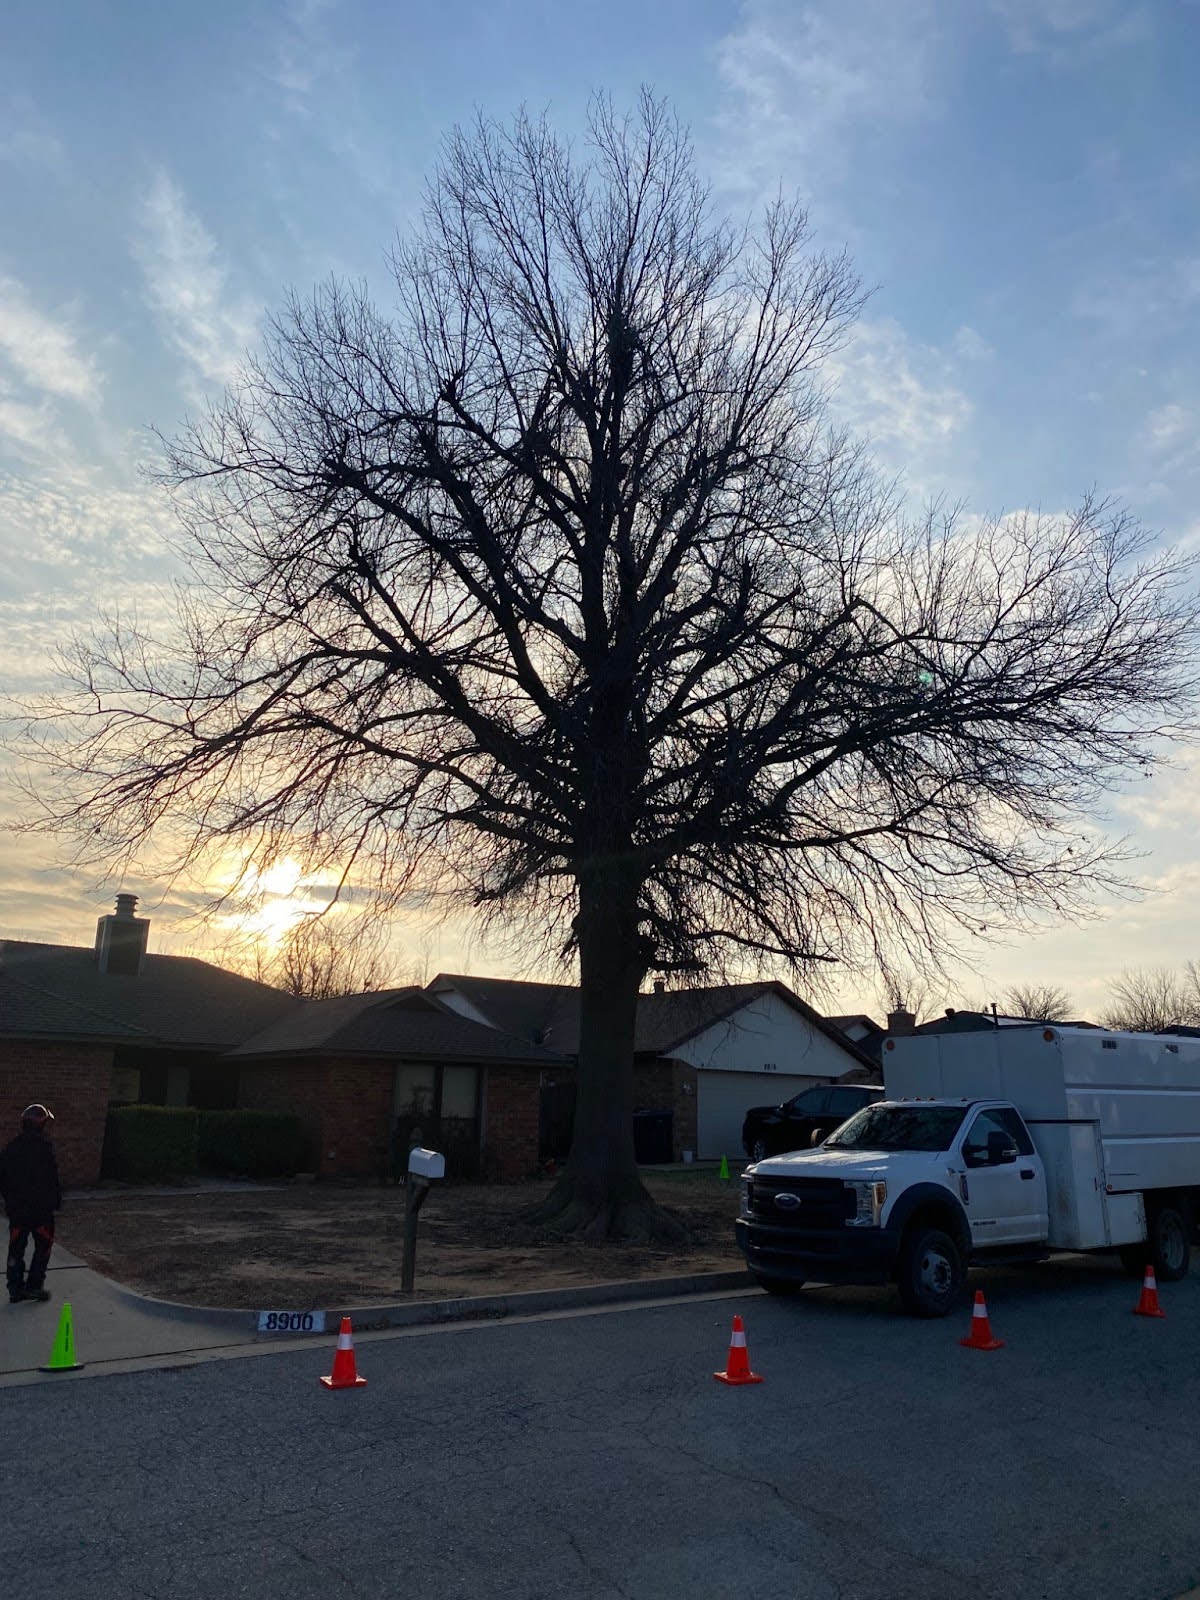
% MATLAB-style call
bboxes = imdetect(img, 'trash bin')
[632,1108,674,1164]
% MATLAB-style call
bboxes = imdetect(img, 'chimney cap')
[114,892,139,918]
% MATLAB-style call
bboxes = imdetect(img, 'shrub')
[106,1105,199,1183]
[198,1110,305,1177]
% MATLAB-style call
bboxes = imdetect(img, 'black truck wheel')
[752,1272,806,1296]
[1148,1201,1190,1282]
[751,1137,769,1162]
[896,1225,964,1318]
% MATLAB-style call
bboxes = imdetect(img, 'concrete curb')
[109,1267,755,1336]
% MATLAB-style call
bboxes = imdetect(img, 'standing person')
[0,1105,62,1305]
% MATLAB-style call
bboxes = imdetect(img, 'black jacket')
[0,1129,63,1218]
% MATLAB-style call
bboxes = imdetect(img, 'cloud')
[0,275,101,404]
[133,171,259,394]
[713,0,943,213]
[268,0,350,102]
[0,97,67,174]
[993,0,1150,53]
[1143,403,1194,454]
[953,325,993,362]
[825,317,972,482]
[0,387,65,459]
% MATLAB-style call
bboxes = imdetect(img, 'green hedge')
[106,1105,199,1183]
[198,1110,305,1177]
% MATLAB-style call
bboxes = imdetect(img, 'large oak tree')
[39,96,1197,1236]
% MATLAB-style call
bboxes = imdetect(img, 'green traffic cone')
[39,1301,85,1373]
[719,1155,730,1181]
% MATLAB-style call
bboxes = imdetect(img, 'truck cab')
[737,1096,1053,1316]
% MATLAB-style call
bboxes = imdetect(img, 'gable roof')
[0,939,300,1051]
[229,986,561,1063]
[0,973,149,1043]
[429,974,876,1070]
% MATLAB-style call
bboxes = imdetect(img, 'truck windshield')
[824,1104,966,1152]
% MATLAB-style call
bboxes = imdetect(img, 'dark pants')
[6,1214,54,1297]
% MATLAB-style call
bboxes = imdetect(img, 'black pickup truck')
[741,1082,884,1162]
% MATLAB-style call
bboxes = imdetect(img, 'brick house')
[1,897,297,1186]
[230,987,561,1180]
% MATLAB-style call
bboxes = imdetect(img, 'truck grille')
[747,1175,854,1229]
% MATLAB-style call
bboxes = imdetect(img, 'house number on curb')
[257,1310,326,1333]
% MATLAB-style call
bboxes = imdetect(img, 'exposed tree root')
[528,1173,689,1244]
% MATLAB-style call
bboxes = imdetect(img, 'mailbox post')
[402,1147,445,1293]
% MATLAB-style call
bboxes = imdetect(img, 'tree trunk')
[530,869,686,1242]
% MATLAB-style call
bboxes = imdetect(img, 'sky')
[1,0,1199,1018]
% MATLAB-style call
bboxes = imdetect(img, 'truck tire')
[752,1272,806,1296]
[896,1224,964,1319]
[751,1137,769,1162]
[1147,1201,1191,1282]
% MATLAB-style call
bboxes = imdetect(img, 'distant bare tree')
[1003,983,1073,1022]
[32,95,1199,1239]
[1102,965,1200,1033]
[269,912,396,1000]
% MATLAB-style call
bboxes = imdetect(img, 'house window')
[392,1062,481,1179]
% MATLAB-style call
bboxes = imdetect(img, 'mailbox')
[408,1147,445,1181]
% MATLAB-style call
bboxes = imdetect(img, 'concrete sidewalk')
[0,1247,252,1382]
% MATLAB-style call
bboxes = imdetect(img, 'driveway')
[6,1252,1200,1600]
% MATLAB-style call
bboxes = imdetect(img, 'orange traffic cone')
[959,1289,1004,1351]
[713,1314,764,1385]
[1133,1265,1166,1319]
[320,1317,368,1389]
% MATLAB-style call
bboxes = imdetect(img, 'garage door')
[696,1072,818,1161]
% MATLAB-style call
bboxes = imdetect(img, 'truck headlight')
[740,1177,753,1219]
[846,1180,887,1227]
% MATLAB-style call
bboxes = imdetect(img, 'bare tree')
[32,96,1198,1238]
[266,911,396,1000]
[1102,965,1200,1032]
[1003,983,1074,1022]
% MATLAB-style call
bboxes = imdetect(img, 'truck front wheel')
[896,1225,964,1318]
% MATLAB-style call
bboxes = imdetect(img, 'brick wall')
[0,1040,114,1188]
[320,1058,394,1178]
[239,1056,395,1179]
[238,1058,328,1172]
[484,1066,543,1179]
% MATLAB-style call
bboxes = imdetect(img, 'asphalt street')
[4,1255,1199,1600]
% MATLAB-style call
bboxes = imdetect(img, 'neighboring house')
[0,896,297,1185]
[827,1013,887,1067]
[430,974,875,1163]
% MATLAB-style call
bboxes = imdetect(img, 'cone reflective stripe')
[1133,1265,1166,1319]
[959,1289,1004,1351]
[713,1314,764,1385]
[39,1301,85,1373]
[320,1316,367,1388]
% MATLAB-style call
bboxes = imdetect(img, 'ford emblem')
[774,1192,801,1211]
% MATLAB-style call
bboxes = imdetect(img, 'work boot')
[25,1286,51,1302]
[8,1289,26,1304]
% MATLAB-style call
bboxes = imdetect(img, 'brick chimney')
[95,892,150,976]
[653,978,666,995]
[887,1007,916,1036]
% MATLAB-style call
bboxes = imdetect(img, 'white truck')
[735,1022,1200,1316]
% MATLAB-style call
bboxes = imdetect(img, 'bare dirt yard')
[58,1171,744,1309]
